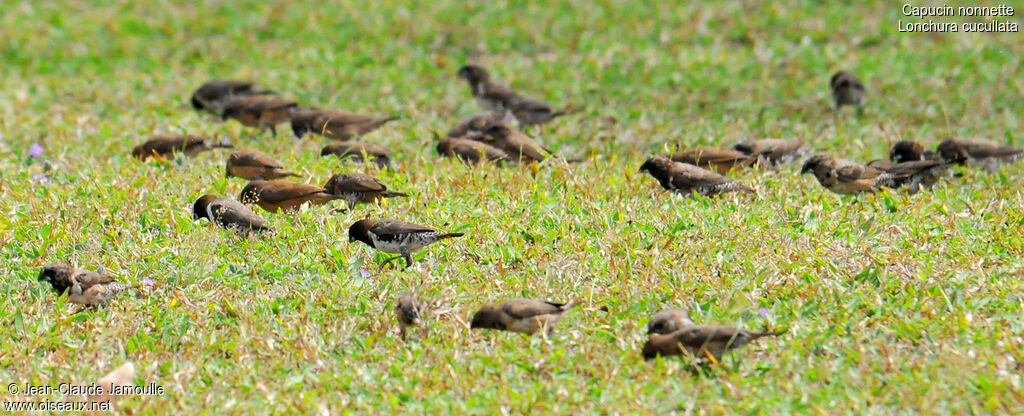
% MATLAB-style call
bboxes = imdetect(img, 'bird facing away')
[225,149,300,180]
[457,65,565,126]
[131,134,232,161]
[322,173,408,209]
[396,293,424,340]
[320,141,393,168]
[647,308,696,335]
[192,195,272,234]
[472,124,548,163]
[292,109,397,140]
[348,219,464,268]
[436,137,515,166]
[642,325,783,361]
[470,298,581,335]
[191,79,273,113]
[830,71,865,117]
[447,110,518,138]
[37,263,137,307]
[937,137,1023,172]
[222,95,299,137]
[670,147,757,175]
[800,154,908,195]
[239,179,343,213]
[639,156,754,197]
[731,138,810,167]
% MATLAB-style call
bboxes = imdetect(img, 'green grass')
[2,0,1023,414]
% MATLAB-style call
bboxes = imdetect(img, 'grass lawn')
[1,1,1022,414]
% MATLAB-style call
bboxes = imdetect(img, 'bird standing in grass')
[937,137,1023,172]
[320,141,394,168]
[291,108,397,140]
[225,149,300,180]
[192,195,272,234]
[222,95,299,137]
[132,134,232,161]
[830,71,865,118]
[639,156,754,197]
[731,138,810,167]
[38,263,138,308]
[396,293,424,340]
[191,79,273,113]
[322,173,408,209]
[240,179,343,213]
[348,219,464,268]
[801,154,908,195]
[670,147,758,175]
[436,137,515,166]
[457,65,566,127]
[470,299,581,335]
[642,325,783,361]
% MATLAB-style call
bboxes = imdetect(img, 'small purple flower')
[29,142,44,158]
[220,136,232,146]
[31,172,50,183]
[141,277,155,287]
[360,269,371,278]
[759,307,770,318]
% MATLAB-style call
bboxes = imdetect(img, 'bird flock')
[36,66,1024,364]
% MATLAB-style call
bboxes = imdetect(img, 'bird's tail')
[750,331,785,340]
[560,301,583,312]
[734,182,756,193]
[283,171,301,178]
[383,191,409,198]
[436,232,464,240]
[373,116,400,129]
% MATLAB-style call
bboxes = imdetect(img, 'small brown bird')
[436,137,515,166]
[639,156,754,197]
[191,79,273,113]
[192,195,272,234]
[470,298,581,335]
[131,134,232,161]
[671,147,757,174]
[289,107,326,139]
[447,110,517,138]
[472,124,549,163]
[222,95,299,137]
[642,325,783,361]
[937,137,1023,172]
[37,263,137,307]
[293,109,396,140]
[868,158,950,193]
[395,293,424,340]
[320,141,393,167]
[731,138,810,166]
[322,173,408,209]
[348,219,464,268]
[646,308,696,335]
[239,179,343,213]
[457,65,565,126]
[225,149,300,180]
[830,71,865,117]
[801,154,907,195]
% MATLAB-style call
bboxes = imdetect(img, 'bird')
[320,141,393,168]
[447,110,517,138]
[670,147,757,175]
[292,109,396,140]
[471,124,548,163]
[800,154,908,195]
[239,179,343,213]
[225,149,300,180]
[470,298,581,335]
[830,71,865,118]
[457,65,565,127]
[192,195,272,234]
[322,173,408,209]
[866,158,949,193]
[639,156,754,197]
[937,137,1023,172]
[436,137,515,166]
[888,140,930,163]
[395,293,424,340]
[347,219,464,268]
[642,325,783,361]
[131,134,232,161]
[731,138,810,166]
[222,95,299,137]
[190,79,273,113]
[37,263,137,307]
[646,308,696,335]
